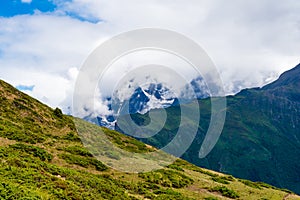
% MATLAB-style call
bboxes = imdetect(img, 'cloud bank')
[0,0,299,114]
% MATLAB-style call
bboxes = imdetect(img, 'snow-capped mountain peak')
[86,76,210,129]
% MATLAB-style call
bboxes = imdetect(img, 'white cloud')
[1,67,68,108]
[56,0,300,90]
[0,0,300,114]
[21,0,32,4]
[0,13,109,111]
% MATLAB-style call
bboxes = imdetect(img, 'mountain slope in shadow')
[119,63,300,194]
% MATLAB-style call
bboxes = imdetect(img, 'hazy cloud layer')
[0,0,299,113]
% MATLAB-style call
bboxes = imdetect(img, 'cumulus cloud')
[21,0,32,4]
[0,13,108,112]
[0,0,299,115]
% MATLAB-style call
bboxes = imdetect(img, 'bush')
[0,129,45,144]
[64,145,93,157]
[62,132,81,142]
[53,108,63,118]
[0,182,42,199]
[192,168,218,177]
[255,182,277,189]
[211,177,229,184]
[10,143,53,161]
[239,179,261,189]
[138,169,193,188]
[59,153,107,171]
[89,158,108,171]
[211,175,234,184]
[167,164,184,171]
[209,186,239,199]
[279,188,293,194]
[60,153,89,167]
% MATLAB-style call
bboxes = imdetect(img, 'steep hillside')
[123,64,300,194]
[0,80,298,199]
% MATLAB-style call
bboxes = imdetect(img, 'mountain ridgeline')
[0,77,299,199]
[116,63,300,194]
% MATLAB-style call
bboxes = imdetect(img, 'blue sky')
[0,0,56,17]
[0,0,299,113]
[0,0,99,23]
[16,84,35,91]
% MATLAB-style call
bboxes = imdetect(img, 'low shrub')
[211,177,229,184]
[62,132,81,142]
[239,179,261,189]
[10,143,52,161]
[191,168,218,177]
[167,164,184,171]
[138,169,193,188]
[64,145,93,157]
[53,108,63,118]
[59,153,107,171]
[209,186,239,199]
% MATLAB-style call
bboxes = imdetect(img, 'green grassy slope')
[0,79,299,199]
[122,64,300,194]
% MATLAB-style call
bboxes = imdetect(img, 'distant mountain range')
[116,63,300,194]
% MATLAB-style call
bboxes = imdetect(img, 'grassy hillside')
[0,79,299,199]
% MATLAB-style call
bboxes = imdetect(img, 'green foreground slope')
[0,79,299,199]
